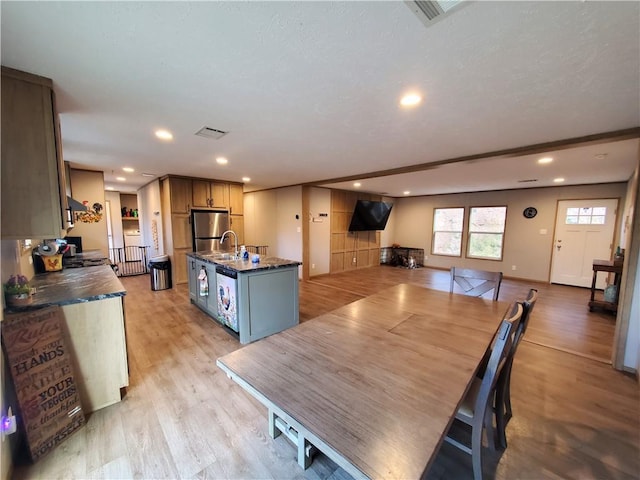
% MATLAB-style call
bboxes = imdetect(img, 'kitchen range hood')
[63,161,87,212]
[67,196,87,211]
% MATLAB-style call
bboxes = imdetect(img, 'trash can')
[149,255,172,291]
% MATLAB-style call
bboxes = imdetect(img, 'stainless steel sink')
[202,252,237,261]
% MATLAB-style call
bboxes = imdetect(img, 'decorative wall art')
[75,202,104,223]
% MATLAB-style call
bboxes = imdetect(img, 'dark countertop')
[187,251,301,273]
[62,249,110,268]
[5,265,126,313]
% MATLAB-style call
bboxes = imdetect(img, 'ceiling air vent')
[195,126,228,140]
[517,179,538,183]
[406,0,466,25]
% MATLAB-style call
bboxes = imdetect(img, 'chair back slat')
[450,267,504,301]
[518,288,538,338]
[475,303,522,418]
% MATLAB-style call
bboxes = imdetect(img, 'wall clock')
[523,207,537,219]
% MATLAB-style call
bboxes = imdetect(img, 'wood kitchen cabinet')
[1,67,69,239]
[173,248,191,285]
[193,180,229,209]
[229,183,244,215]
[161,176,193,285]
[161,175,244,286]
[169,177,192,214]
[230,215,244,244]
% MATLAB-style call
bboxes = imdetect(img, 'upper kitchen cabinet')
[169,177,192,214]
[1,67,69,239]
[229,183,244,215]
[193,180,229,209]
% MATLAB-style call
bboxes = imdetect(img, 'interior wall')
[276,186,303,277]
[69,169,108,252]
[137,180,164,258]
[105,191,123,249]
[243,190,278,254]
[616,159,640,372]
[380,196,396,248]
[391,182,627,282]
[309,187,331,276]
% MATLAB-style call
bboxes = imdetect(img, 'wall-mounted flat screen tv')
[348,200,393,231]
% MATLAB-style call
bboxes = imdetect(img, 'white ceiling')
[2,1,639,196]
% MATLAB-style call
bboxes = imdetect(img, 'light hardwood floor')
[11,266,640,480]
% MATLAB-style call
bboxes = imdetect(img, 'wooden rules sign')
[1,305,85,461]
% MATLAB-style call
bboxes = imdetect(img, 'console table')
[589,259,623,314]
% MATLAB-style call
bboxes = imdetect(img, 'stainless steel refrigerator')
[192,209,230,252]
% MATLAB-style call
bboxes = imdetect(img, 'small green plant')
[4,274,31,295]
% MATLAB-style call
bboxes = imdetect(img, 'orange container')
[43,254,63,272]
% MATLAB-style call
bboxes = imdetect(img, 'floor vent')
[195,126,228,140]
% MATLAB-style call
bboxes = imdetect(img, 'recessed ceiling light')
[123,167,135,173]
[242,177,251,182]
[403,191,411,195]
[553,177,565,183]
[353,182,361,188]
[106,186,115,191]
[141,173,155,177]
[116,177,126,181]
[155,129,173,141]
[216,157,228,165]
[400,93,422,107]
[538,157,553,164]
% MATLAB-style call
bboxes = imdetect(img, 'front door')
[550,199,618,288]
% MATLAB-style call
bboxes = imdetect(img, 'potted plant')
[4,274,32,307]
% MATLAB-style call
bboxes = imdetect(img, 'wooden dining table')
[216,283,508,479]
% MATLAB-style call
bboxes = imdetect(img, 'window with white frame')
[467,206,507,260]
[432,207,464,256]
[565,207,606,225]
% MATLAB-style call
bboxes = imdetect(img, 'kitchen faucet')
[220,230,238,259]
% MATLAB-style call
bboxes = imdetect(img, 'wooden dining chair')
[495,288,539,449]
[444,303,523,480]
[450,267,503,301]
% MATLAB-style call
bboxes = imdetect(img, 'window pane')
[566,206,608,224]
[433,232,462,256]
[468,233,503,259]
[434,208,464,230]
[467,206,506,260]
[580,207,593,215]
[469,207,506,233]
[432,208,464,256]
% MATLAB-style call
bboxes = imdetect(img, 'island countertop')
[7,265,126,312]
[187,251,301,273]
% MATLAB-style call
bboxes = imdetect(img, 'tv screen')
[348,200,393,231]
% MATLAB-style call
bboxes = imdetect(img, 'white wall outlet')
[311,263,315,269]
[352,257,357,263]
[540,228,548,235]
[512,265,517,271]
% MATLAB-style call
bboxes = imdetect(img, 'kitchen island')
[4,265,128,412]
[187,251,301,344]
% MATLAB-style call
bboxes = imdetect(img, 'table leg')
[269,409,316,469]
